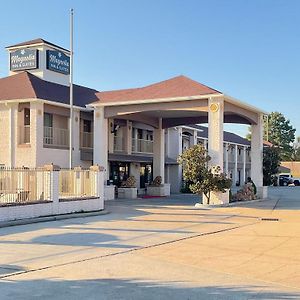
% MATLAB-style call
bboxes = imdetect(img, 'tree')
[266,112,296,160]
[290,136,300,161]
[263,146,280,186]
[246,112,296,160]
[177,144,231,204]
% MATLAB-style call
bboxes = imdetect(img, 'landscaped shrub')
[177,144,232,204]
[121,176,136,188]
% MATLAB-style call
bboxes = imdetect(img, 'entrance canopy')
[90,75,266,128]
[90,75,267,198]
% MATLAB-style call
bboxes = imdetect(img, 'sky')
[0,0,299,138]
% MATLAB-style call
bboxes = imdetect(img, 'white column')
[225,143,229,176]
[133,127,138,152]
[208,97,224,170]
[165,129,170,157]
[190,130,197,146]
[93,106,108,182]
[153,118,165,183]
[204,139,208,150]
[234,144,238,185]
[30,101,44,167]
[166,127,182,193]
[242,146,247,184]
[251,114,265,197]
[125,120,132,155]
[72,109,81,166]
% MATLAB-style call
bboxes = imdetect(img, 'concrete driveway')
[0,188,300,299]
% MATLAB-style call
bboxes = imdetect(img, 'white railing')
[132,138,153,154]
[59,169,98,199]
[19,125,30,144]
[0,166,104,222]
[80,131,93,149]
[114,136,125,152]
[0,168,51,205]
[44,126,69,147]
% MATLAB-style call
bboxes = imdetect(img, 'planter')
[147,184,170,197]
[202,189,229,205]
[104,185,115,201]
[117,187,137,199]
[256,186,268,199]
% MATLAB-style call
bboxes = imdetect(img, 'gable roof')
[0,72,98,107]
[96,75,221,104]
[6,38,69,52]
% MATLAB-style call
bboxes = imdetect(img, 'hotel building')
[0,39,265,200]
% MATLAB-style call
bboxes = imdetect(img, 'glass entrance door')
[110,162,130,187]
[140,164,153,188]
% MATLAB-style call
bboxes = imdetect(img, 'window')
[24,108,30,126]
[138,129,143,139]
[43,113,53,145]
[22,108,31,143]
[146,130,153,141]
[238,148,241,155]
[44,113,53,128]
[83,119,91,133]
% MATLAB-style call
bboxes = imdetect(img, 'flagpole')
[69,8,74,169]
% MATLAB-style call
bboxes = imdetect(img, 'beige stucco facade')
[0,38,267,203]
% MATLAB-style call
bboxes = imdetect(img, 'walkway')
[0,188,300,299]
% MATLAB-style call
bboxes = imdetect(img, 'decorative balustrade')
[44,126,69,147]
[132,138,153,154]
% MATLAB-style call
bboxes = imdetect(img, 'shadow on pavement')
[0,277,299,300]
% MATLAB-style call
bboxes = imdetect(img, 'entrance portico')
[90,76,266,200]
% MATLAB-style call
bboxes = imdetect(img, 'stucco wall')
[168,165,182,193]
[0,104,10,166]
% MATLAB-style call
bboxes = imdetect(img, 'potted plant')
[147,176,171,196]
[117,176,138,199]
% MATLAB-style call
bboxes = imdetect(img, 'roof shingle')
[188,125,251,146]
[96,75,221,104]
[6,38,69,52]
[0,72,98,107]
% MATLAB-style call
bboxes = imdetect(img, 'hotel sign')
[46,50,70,75]
[10,49,38,71]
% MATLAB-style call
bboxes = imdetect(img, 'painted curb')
[194,197,270,209]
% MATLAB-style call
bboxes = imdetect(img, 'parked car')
[293,179,300,186]
[279,175,294,186]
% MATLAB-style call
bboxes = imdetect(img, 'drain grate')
[261,218,279,221]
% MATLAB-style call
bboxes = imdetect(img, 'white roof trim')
[224,94,267,115]
[88,93,218,108]
[1,98,91,111]
[90,92,266,115]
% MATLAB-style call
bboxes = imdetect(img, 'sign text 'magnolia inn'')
[10,49,38,71]
[46,50,70,75]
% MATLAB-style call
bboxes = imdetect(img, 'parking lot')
[0,187,299,299]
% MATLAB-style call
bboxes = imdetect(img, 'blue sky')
[1,0,299,137]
